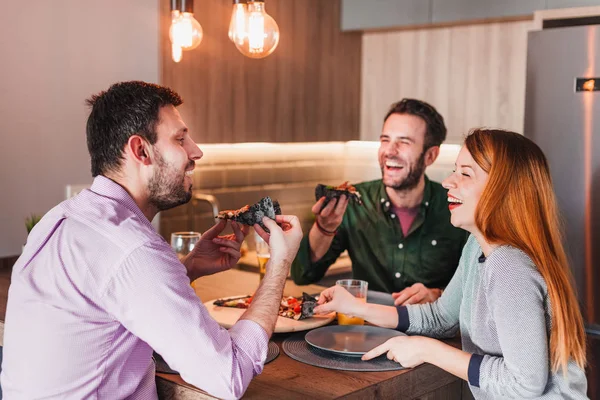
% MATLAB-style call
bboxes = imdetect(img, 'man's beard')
[381,151,426,192]
[148,150,193,212]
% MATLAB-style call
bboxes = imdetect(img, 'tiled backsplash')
[158,142,460,244]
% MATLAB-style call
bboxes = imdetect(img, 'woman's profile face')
[441,146,489,233]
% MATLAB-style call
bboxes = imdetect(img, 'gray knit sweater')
[397,235,588,399]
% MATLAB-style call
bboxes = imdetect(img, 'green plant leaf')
[25,214,42,234]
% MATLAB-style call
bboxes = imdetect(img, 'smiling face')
[378,113,429,191]
[147,105,203,211]
[441,146,489,233]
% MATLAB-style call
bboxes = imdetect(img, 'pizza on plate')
[213,292,318,321]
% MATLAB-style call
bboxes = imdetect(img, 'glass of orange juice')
[255,232,270,281]
[336,279,368,325]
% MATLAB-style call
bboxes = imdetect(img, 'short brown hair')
[384,98,447,149]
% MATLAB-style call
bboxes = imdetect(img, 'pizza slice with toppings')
[213,292,318,320]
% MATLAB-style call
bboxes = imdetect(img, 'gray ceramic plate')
[305,325,405,357]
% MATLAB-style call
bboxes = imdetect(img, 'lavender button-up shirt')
[1,176,268,399]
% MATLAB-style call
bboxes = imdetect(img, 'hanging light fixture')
[169,0,203,63]
[233,0,280,59]
[228,0,248,46]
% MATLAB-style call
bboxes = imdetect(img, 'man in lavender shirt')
[1,81,303,399]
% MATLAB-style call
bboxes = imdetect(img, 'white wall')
[0,1,160,257]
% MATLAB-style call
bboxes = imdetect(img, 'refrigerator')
[524,24,599,397]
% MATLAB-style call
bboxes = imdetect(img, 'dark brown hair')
[384,98,447,149]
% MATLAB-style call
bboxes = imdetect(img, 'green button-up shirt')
[291,177,469,293]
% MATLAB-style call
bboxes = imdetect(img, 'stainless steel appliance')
[525,24,600,398]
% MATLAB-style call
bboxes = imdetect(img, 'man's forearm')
[308,224,336,262]
[239,259,290,337]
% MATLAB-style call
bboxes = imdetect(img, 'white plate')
[204,296,335,333]
[305,325,406,356]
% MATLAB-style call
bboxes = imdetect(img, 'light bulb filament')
[248,12,265,53]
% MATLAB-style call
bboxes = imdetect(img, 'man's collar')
[90,175,154,227]
[379,175,432,213]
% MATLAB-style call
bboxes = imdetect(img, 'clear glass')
[234,2,280,59]
[228,3,248,46]
[335,279,368,325]
[171,231,201,260]
[169,12,203,52]
[254,231,270,281]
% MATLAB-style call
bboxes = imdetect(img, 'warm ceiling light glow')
[169,0,203,62]
[583,79,595,91]
[234,0,279,59]
[228,0,248,46]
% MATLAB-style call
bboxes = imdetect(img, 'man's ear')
[127,135,153,166]
[424,145,440,167]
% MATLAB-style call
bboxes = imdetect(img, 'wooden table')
[156,269,468,400]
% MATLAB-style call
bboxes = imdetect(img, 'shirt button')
[380,198,385,203]
[425,201,429,207]
[395,272,401,278]
[398,243,404,249]
[390,214,396,219]
[385,201,390,207]
[431,240,437,246]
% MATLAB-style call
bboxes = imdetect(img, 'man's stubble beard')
[148,150,192,212]
[382,150,427,192]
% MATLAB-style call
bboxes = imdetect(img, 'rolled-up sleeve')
[100,240,268,399]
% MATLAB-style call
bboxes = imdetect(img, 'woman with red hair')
[315,129,588,399]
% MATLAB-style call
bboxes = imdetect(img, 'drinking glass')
[171,231,201,261]
[335,279,368,325]
[254,231,270,281]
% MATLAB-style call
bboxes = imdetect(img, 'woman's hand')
[313,285,365,316]
[362,335,433,368]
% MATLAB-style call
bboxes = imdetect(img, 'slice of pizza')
[213,292,317,320]
[315,181,362,211]
[213,295,252,308]
[216,196,282,231]
[278,293,318,320]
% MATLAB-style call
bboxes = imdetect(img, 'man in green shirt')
[291,99,468,305]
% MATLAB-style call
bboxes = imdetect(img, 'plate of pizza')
[205,293,336,333]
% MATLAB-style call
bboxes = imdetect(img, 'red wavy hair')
[465,129,586,372]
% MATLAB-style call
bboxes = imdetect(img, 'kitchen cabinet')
[342,0,600,31]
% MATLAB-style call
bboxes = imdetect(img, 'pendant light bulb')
[169,12,203,51]
[228,0,248,46]
[234,0,279,59]
[169,0,202,62]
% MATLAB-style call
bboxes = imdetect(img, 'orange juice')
[337,297,367,325]
[257,253,270,281]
